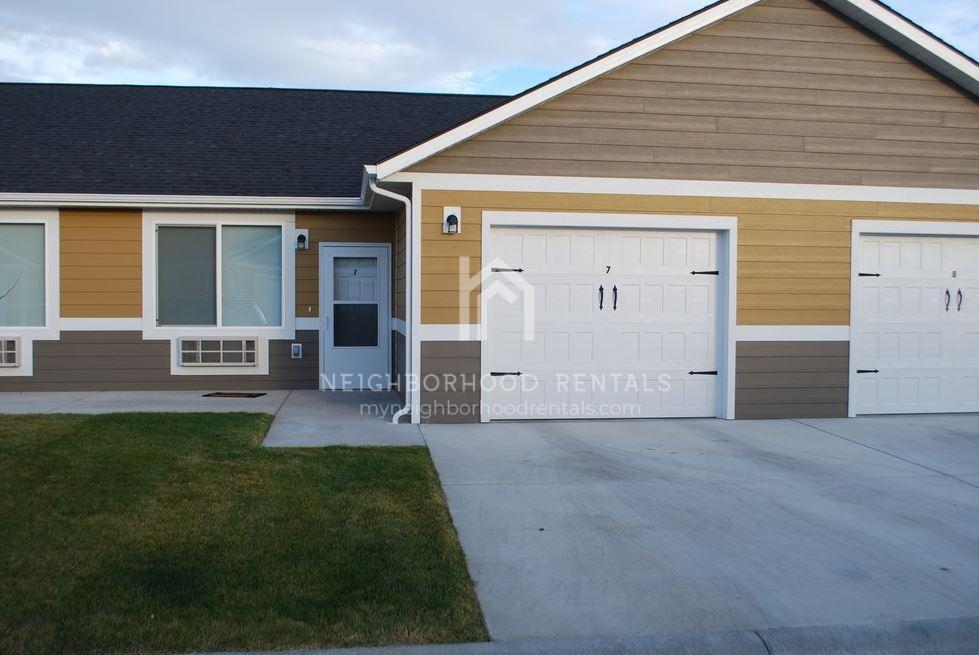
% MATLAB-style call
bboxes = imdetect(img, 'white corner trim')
[61,318,143,332]
[736,326,851,342]
[375,0,761,178]
[0,193,365,210]
[421,324,482,341]
[388,173,979,206]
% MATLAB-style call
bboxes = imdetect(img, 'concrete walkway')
[422,414,979,641]
[263,391,423,447]
[0,390,289,414]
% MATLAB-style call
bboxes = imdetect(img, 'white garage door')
[485,227,721,420]
[852,234,979,415]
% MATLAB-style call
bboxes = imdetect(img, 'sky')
[0,0,976,96]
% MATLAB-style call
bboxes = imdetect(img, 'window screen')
[222,226,282,326]
[0,224,45,327]
[157,226,216,326]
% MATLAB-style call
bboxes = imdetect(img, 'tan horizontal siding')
[59,209,142,318]
[408,0,979,189]
[295,212,396,319]
[419,190,979,326]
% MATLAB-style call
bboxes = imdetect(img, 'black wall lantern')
[443,206,462,235]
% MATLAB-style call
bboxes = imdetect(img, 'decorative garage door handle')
[612,286,618,311]
[958,289,964,312]
[689,371,719,376]
[946,289,952,312]
[599,285,605,311]
[857,369,880,374]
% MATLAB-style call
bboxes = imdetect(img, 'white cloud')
[0,0,975,94]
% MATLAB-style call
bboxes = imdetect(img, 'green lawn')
[0,413,486,655]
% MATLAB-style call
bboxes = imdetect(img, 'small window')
[180,339,257,367]
[0,338,19,367]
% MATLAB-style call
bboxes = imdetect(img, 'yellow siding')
[59,209,142,318]
[295,212,396,319]
[419,190,979,325]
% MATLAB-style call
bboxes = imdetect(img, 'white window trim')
[0,209,60,378]
[479,211,738,422]
[142,211,295,377]
[848,219,979,417]
[142,211,297,341]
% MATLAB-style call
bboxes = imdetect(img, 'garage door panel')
[854,233,979,415]
[487,226,722,420]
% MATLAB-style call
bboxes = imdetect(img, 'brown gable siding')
[408,0,979,189]
[59,209,142,318]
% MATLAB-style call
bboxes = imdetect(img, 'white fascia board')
[421,324,483,341]
[375,0,762,178]
[387,173,979,206]
[824,0,979,97]
[0,193,366,210]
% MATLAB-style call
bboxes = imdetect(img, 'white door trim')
[319,242,392,390]
[481,212,738,422]
[848,220,979,417]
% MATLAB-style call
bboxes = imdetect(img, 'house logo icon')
[457,256,536,341]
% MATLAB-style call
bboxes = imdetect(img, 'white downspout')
[369,177,413,424]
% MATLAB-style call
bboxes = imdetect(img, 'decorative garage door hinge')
[492,268,525,273]
[859,273,882,277]
[857,369,881,374]
[490,371,523,377]
[689,371,719,376]
[691,270,720,276]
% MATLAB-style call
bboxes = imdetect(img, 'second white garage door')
[485,227,722,420]
[852,234,979,415]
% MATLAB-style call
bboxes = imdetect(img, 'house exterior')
[1,0,977,423]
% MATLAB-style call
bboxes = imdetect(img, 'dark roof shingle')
[0,83,506,198]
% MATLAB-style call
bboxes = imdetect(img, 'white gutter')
[368,176,413,425]
[0,193,367,210]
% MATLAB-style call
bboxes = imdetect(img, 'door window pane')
[334,304,378,347]
[222,226,282,326]
[0,224,45,327]
[158,227,216,326]
[334,257,378,301]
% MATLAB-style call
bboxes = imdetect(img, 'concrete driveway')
[421,415,979,641]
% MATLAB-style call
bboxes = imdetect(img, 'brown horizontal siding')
[420,341,480,424]
[295,212,396,319]
[419,190,979,326]
[408,0,979,189]
[59,210,142,318]
[0,331,318,392]
[735,340,848,419]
